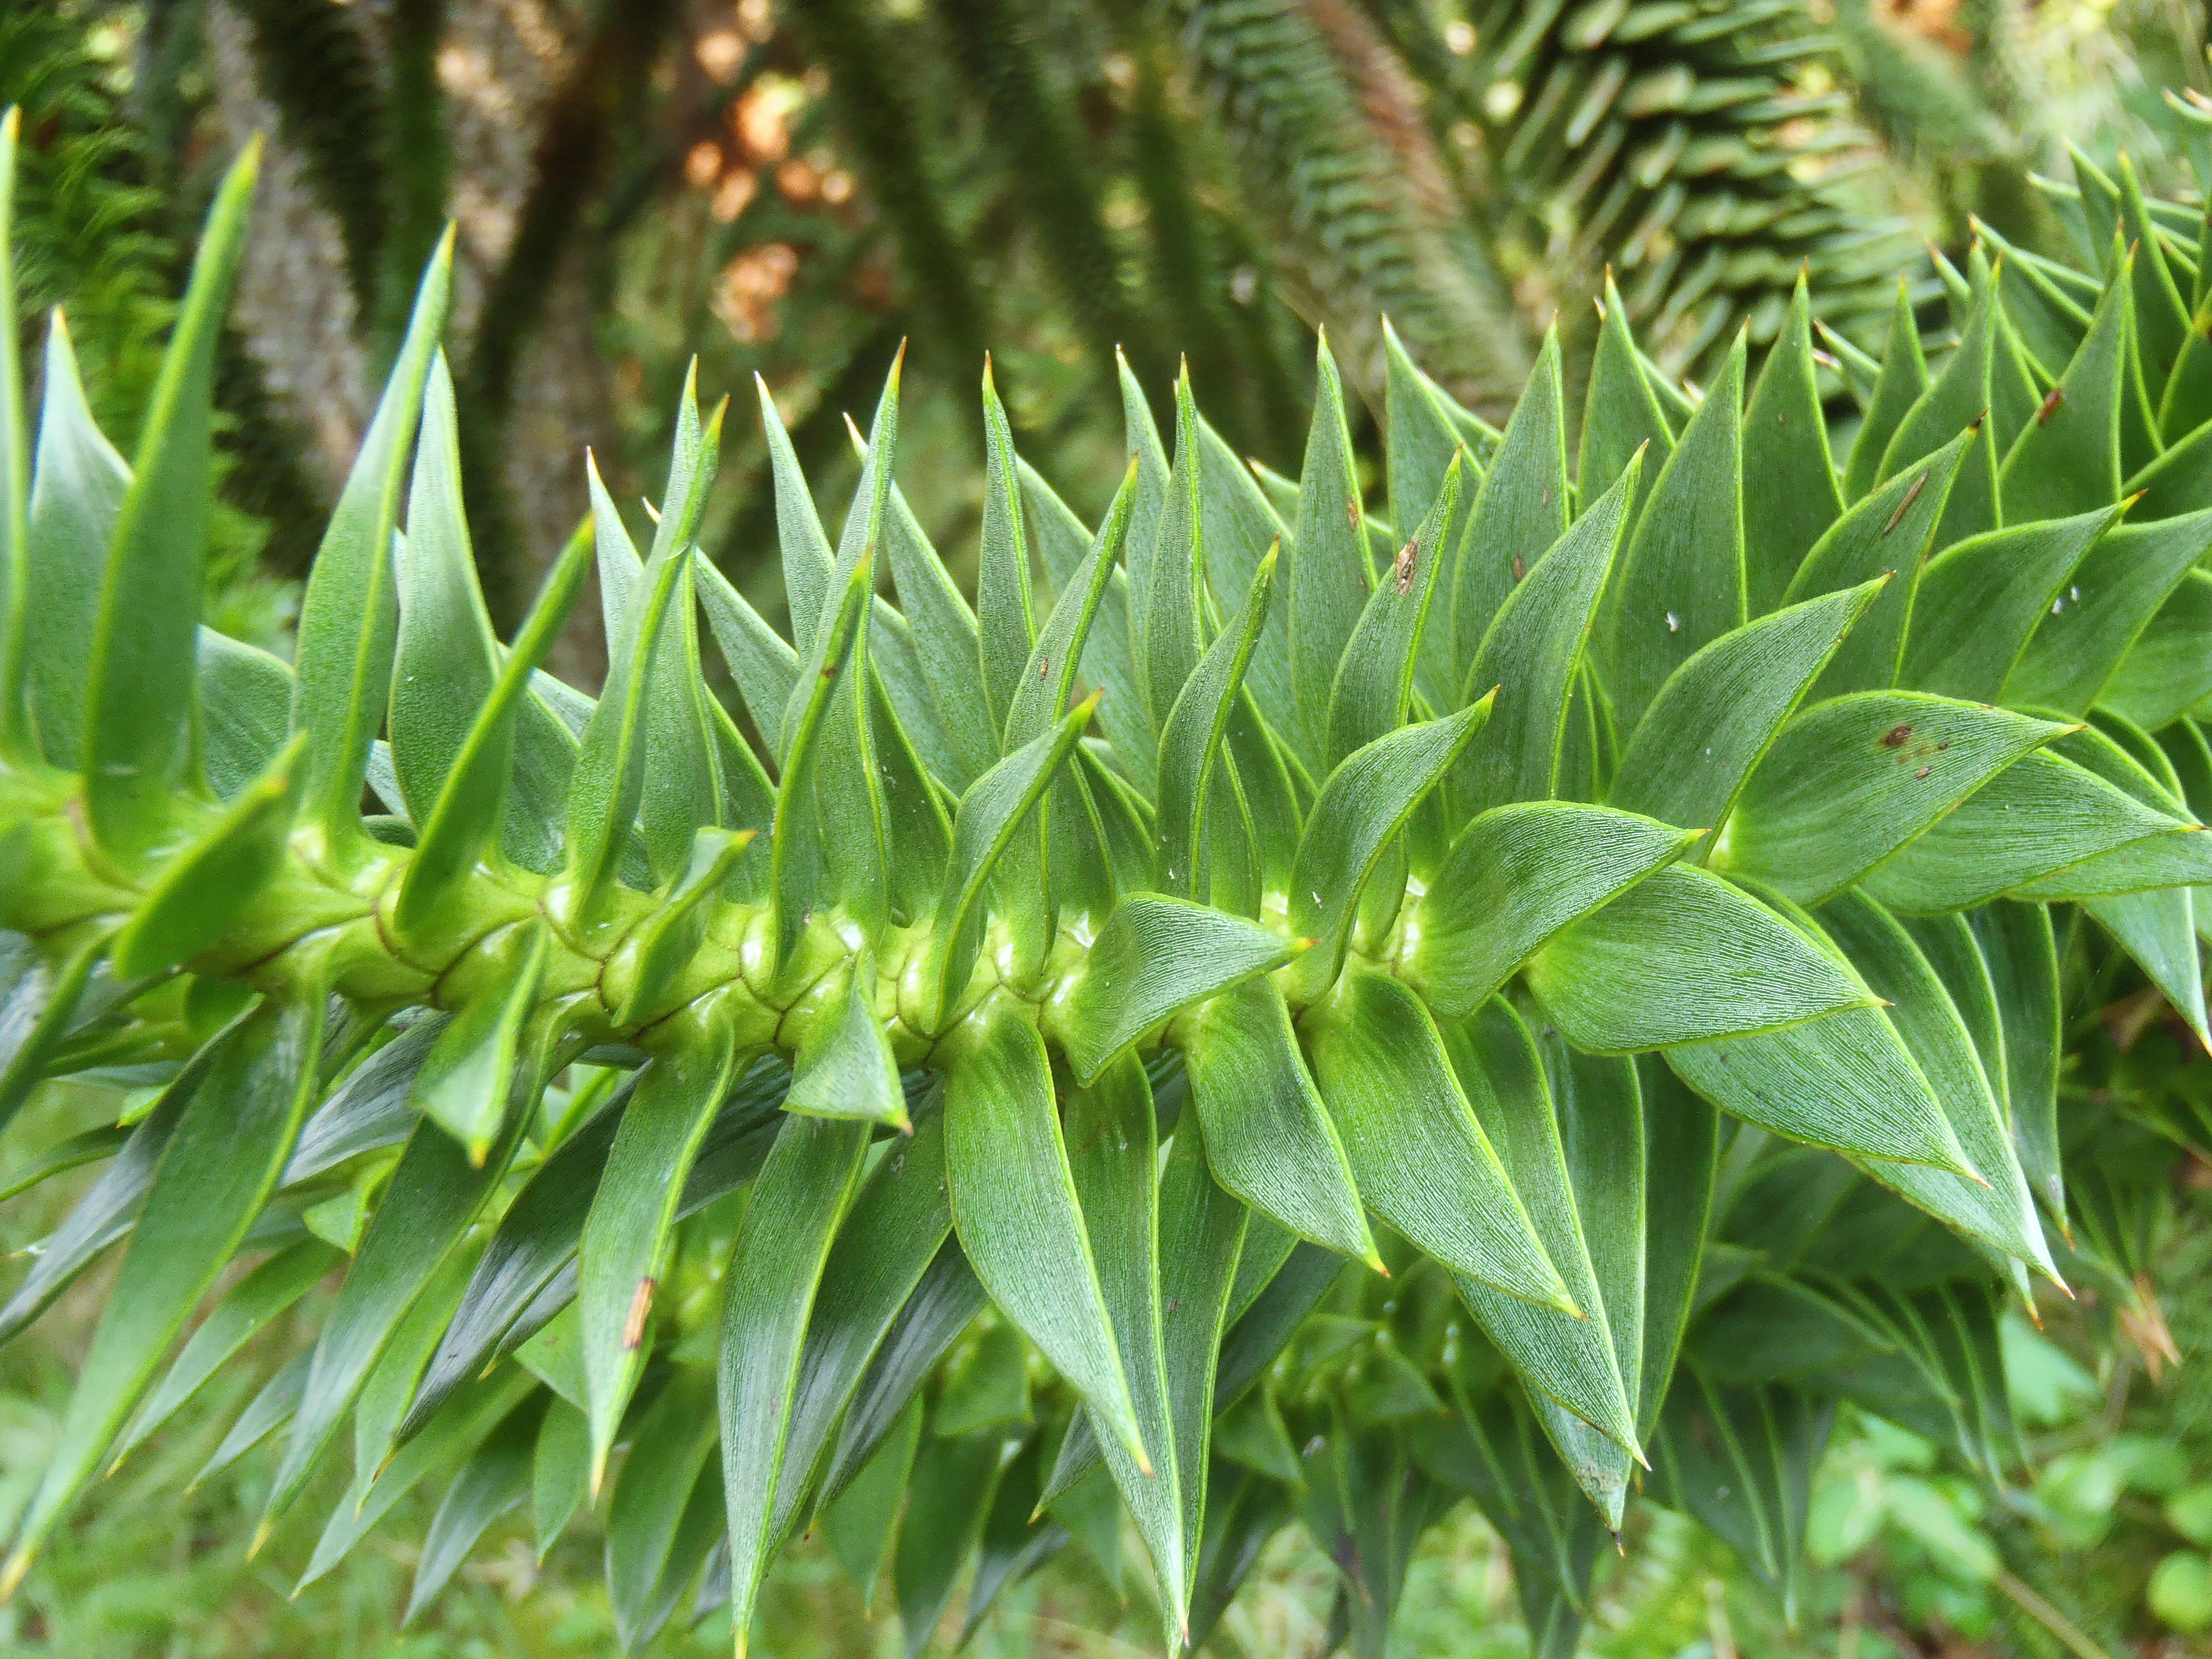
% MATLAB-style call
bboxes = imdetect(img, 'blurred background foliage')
[10,0,2212,1653]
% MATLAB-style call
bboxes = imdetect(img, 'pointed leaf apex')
[981,351,996,395]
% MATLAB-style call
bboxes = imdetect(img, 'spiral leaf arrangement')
[3,106,2211,1654]
[1416,0,1921,378]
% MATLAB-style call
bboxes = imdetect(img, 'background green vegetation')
[10,1,2212,1655]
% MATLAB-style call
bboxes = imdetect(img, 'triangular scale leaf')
[1057,894,1298,1086]
[1525,865,1875,1051]
[21,314,128,769]
[1287,338,1370,768]
[1446,1001,1639,1472]
[1326,456,1462,769]
[398,521,596,934]
[1177,975,1374,1264]
[108,731,307,981]
[80,143,258,860]
[577,1023,741,1483]
[1158,549,1275,896]
[1288,701,1494,1002]
[1610,580,1884,836]
[1999,266,2131,522]
[941,1005,1145,1469]
[1741,278,1843,618]
[1716,691,2070,903]
[1781,429,1971,700]
[1406,803,1698,1018]
[409,920,550,1161]
[2007,509,2212,712]
[1902,506,2120,702]
[1302,965,1573,1312]
[1843,283,1930,501]
[786,956,908,1128]
[719,1111,873,1651]
[1062,1054,1185,1641]
[978,365,1038,739]
[1819,891,2055,1278]
[1455,333,1569,681]
[1604,333,1748,731]
[1578,275,1672,518]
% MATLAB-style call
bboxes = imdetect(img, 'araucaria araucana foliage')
[3,106,2211,1656]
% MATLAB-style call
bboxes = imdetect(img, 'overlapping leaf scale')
[13,125,2212,1659]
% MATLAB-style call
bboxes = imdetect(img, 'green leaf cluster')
[2,111,2211,1657]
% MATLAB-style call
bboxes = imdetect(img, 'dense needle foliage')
[5,101,2212,1658]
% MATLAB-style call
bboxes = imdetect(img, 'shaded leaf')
[1057,894,1298,1086]
[1525,866,1874,1050]
[942,1006,1143,1465]
[1177,975,1374,1263]
[1610,581,1883,836]
[1716,692,2069,903]
[1302,965,1571,1310]
[720,1111,873,1647]
[1407,803,1696,1018]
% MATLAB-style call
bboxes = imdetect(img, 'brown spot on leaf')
[1881,724,1912,747]
[2038,385,2064,426]
[1915,766,1932,779]
[1884,472,1928,535]
[1511,555,1526,583]
[623,1278,656,1350]
[1393,540,1417,595]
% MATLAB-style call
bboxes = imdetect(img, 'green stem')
[1,760,1084,1076]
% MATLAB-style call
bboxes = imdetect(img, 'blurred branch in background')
[8,0,2212,653]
